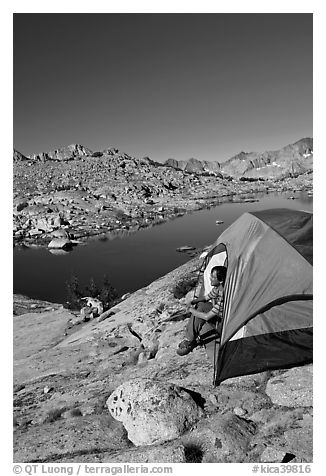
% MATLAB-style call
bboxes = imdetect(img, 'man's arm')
[191,296,208,305]
[189,307,219,322]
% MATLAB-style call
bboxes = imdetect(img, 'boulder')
[70,314,85,326]
[51,213,66,228]
[48,238,72,250]
[260,447,288,463]
[51,229,70,239]
[35,217,53,232]
[29,229,43,236]
[80,297,103,316]
[121,293,131,301]
[106,378,204,446]
[176,246,196,252]
[181,412,257,463]
[265,366,312,407]
[80,306,93,321]
[284,426,313,462]
[233,407,247,417]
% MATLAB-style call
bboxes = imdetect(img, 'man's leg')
[185,316,205,342]
[185,302,212,342]
[177,302,212,356]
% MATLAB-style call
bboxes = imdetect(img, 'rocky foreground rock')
[13,139,313,248]
[107,379,204,446]
[13,256,313,463]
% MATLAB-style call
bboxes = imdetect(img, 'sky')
[13,13,312,163]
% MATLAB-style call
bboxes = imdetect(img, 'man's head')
[210,266,227,286]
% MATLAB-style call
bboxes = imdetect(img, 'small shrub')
[65,274,119,311]
[85,277,99,298]
[65,275,83,310]
[70,408,83,417]
[184,443,204,463]
[44,407,65,423]
[115,209,128,220]
[98,275,119,311]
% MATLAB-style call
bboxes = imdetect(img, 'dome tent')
[196,208,313,385]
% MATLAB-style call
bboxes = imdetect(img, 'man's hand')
[188,306,197,317]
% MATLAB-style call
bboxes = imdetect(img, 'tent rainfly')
[196,208,313,385]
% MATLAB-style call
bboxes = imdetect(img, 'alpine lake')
[13,190,313,304]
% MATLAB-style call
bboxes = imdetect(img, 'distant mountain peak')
[24,144,93,162]
[163,137,313,179]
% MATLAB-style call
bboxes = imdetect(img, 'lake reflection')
[13,191,313,304]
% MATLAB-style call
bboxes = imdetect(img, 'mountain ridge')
[165,138,313,178]
[13,137,313,179]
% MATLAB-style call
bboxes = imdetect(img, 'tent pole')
[213,332,217,386]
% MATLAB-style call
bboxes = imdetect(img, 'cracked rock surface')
[13,256,313,463]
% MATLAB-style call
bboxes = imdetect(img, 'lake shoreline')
[13,184,313,305]
[14,175,312,250]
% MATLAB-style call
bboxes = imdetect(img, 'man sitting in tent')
[177,266,227,356]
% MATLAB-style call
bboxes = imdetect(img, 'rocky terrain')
[13,255,313,463]
[13,138,313,463]
[13,139,313,249]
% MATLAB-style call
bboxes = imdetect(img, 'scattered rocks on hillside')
[13,139,313,247]
[107,378,204,446]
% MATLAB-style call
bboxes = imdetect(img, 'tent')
[195,208,313,385]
